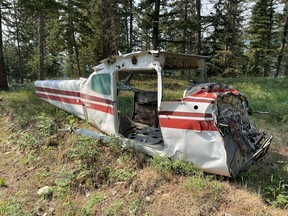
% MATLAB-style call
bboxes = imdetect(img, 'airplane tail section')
[34,80,86,119]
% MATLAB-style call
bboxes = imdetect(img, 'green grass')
[213,77,288,126]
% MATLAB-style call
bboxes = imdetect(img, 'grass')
[214,77,288,127]
[0,78,287,215]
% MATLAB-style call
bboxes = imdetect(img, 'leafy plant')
[129,199,140,214]
[171,160,203,176]
[104,200,123,216]
[186,175,223,201]
[240,161,288,209]
[55,167,76,188]
[37,112,55,137]
[0,197,22,216]
[83,193,103,216]
[0,178,5,187]
[68,136,99,167]
[263,162,288,209]
[62,201,80,216]
[109,168,136,183]
[65,115,78,126]
[149,155,203,176]
[17,133,38,150]
[149,155,173,174]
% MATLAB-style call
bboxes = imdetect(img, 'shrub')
[109,168,136,183]
[104,200,123,216]
[149,155,203,176]
[186,175,223,202]
[263,162,288,209]
[83,194,103,216]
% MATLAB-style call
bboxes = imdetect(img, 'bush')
[263,162,288,209]
[149,155,202,176]
[186,175,223,202]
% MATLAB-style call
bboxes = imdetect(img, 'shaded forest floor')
[0,78,288,215]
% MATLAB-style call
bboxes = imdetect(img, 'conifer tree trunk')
[182,0,188,53]
[152,0,160,50]
[264,0,274,76]
[129,0,133,52]
[196,0,201,55]
[100,0,113,57]
[0,6,9,90]
[38,12,45,80]
[267,0,274,50]
[14,0,23,83]
[275,3,288,78]
[72,31,82,77]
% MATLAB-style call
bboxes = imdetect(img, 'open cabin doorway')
[115,69,165,151]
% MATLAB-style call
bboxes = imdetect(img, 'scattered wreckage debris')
[35,50,273,177]
[57,127,110,142]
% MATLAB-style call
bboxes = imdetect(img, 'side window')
[89,73,111,95]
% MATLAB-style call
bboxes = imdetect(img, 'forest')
[0,0,288,91]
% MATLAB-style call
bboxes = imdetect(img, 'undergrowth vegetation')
[0,79,288,215]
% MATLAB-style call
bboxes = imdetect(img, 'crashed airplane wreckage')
[35,50,272,177]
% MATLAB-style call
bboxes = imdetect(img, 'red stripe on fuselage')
[80,93,113,105]
[36,91,114,115]
[159,118,218,131]
[85,102,114,115]
[36,92,82,105]
[182,97,215,104]
[189,89,240,98]
[190,91,217,99]
[36,86,80,97]
[158,111,212,118]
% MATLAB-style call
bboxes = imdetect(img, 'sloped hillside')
[0,79,287,216]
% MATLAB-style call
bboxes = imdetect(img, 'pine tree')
[18,0,61,80]
[246,0,276,76]
[116,0,136,52]
[206,0,245,76]
[3,1,37,82]
[275,1,288,77]
[196,0,202,54]
[93,0,118,57]
[0,0,9,90]
[161,0,197,53]
[137,0,169,50]
[58,0,92,77]
[152,0,160,50]
[79,2,103,76]
[128,0,134,52]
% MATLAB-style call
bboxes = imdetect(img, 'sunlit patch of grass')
[213,77,288,128]
[117,91,134,117]
[238,160,288,209]
[162,78,190,100]
[186,175,224,202]
[0,192,25,216]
